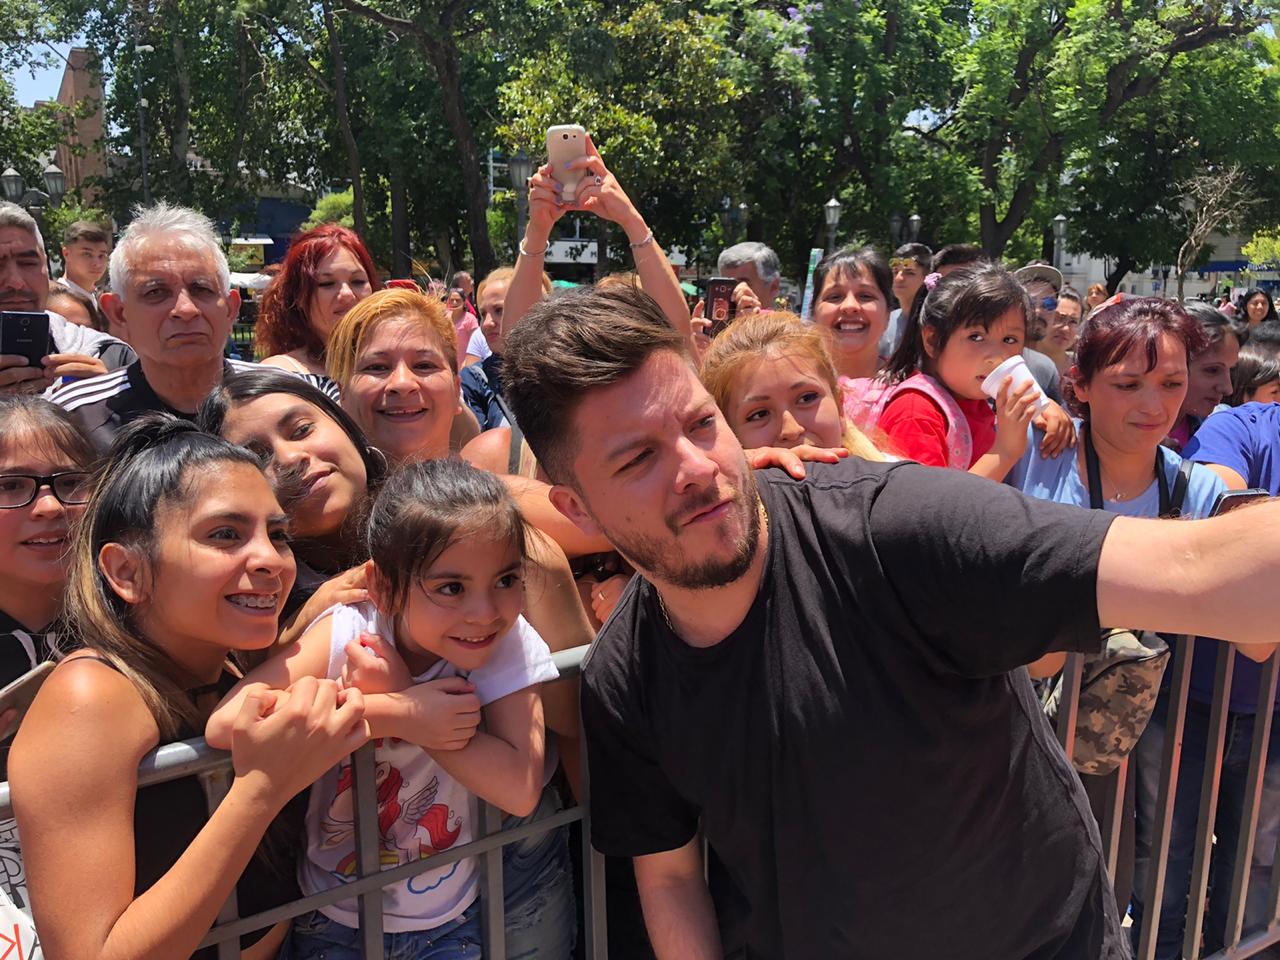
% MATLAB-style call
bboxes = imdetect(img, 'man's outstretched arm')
[1098,501,1280,647]
[634,836,722,960]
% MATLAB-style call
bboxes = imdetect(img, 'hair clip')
[923,272,942,291]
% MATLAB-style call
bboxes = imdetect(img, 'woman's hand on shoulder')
[1033,400,1077,458]
[229,676,369,810]
[278,563,370,649]
[746,444,849,480]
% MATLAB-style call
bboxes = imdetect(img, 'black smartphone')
[0,311,51,368]
[705,277,737,337]
[0,661,53,740]
[1209,488,1271,517]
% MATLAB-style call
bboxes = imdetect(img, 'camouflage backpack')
[1043,630,1170,776]
[1043,425,1190,776]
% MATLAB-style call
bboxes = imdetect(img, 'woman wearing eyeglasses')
[1040,286,1085,375]
[0,396,94,689]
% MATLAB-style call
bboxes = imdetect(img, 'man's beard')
[592,465,762,591]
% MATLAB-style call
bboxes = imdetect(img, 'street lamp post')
[0,165,66,255]
[738,201,750,240]
[907,213,922,243]
[824,197,842,254]
[507,149,533,247]
[134,43,155,205]
[1052,214,1068,274]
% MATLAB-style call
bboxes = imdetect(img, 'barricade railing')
[8,636,1280,957]
[0,643,606,960]
[1057,641,1280,960]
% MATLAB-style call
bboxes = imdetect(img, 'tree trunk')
[389,163,410,278]
[1176,271,1187,302]
[423,36,496,278]
[1106,256,1134,295]
[322,0,368,240]
[168,12,193,201]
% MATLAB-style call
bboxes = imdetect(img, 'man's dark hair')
[932,244,985,271]
[63,220,111,247]
[503,285,688,485]
[1246,320,1280,358]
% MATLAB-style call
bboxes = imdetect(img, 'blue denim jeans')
[285,784,577,959]
[285,901,482,960]
[1130,696,1280,958]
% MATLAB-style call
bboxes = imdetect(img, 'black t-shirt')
[582,458,1125,959]
[53,359,258,454]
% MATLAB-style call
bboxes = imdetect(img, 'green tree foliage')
[30,0,1280,289]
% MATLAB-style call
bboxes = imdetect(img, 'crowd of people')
[4,135,1280,960]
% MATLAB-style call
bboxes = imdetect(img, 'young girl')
[11,414,367,960]
[700,310,885,461]
[207,457,573,958]
[847,263,1046,479]
[1227,343,1280,406]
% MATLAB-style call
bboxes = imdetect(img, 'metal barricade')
[1058,642,1280,960]
[0,644,606,959]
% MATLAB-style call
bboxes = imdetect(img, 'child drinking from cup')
[844,263,1068,479]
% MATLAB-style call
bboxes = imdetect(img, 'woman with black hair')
[10,414,368,960]
[1239,287,1279,328]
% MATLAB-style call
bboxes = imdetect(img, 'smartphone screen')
[0,311,51,368]
[1209,489,1271,517]
[706,278,737,337]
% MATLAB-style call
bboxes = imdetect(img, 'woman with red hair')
[258,224,381,398]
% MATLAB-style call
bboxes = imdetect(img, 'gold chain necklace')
[656,498,769,636]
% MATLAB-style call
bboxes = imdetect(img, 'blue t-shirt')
[1008,423,1243,709]
[1006,423,1224,519]
[1184,403,1280,713]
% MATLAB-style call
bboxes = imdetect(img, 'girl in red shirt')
[872,264,1045,479]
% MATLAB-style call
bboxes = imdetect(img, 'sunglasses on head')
[1037,296,1058,311]
[890,258,922,272]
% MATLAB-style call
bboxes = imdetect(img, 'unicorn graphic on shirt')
[323,759,463,877]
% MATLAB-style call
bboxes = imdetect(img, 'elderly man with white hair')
[0,202,134,396]
[53,202,255,452]
[716,241,783,315]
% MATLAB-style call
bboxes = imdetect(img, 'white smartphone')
[0,661,54,740]
[546,124,589,202]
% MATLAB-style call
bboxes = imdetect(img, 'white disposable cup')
[981,355,1051,412]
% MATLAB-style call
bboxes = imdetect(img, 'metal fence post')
[580,694,608,958]
[349,742,384,957]
[477,798,507,960]
[1223,654,1280,948]
[1183,642,1235,960]
[199,764,242,960]
[1136,635,1196,960]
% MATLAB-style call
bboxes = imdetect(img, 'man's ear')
[99,292,127,333]
[548,484,602,538]
[226,288,241,321]
[98,542,147,605]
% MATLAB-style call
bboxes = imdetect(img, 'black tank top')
[82,657,305,959]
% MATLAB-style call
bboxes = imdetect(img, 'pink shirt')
[453,314,479,369]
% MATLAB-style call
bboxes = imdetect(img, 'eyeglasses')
[1037,296,1059,312]
[0,473,92,509]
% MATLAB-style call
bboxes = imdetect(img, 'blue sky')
[10,43,75,107]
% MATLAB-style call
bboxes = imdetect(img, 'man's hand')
[0,355,48,394]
